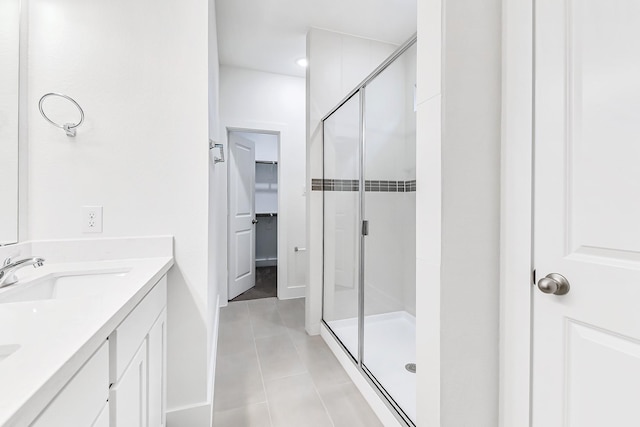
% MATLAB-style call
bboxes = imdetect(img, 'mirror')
[0,0,20,244]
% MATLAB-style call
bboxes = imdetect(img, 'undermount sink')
[0,270,130,304]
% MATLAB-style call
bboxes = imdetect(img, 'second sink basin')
[0,270,130,304]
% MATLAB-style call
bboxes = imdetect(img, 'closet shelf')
[256,212,277,217]
[256,160,278,165]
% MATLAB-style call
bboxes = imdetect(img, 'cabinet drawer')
[109,276,166,383]
[31,342,109,426]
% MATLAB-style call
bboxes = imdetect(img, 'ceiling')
[215,0,417,77]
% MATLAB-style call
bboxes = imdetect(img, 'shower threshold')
[326,311,416,424]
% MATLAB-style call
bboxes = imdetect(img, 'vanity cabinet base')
[29,275,168,427]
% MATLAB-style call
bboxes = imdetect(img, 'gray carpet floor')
[230,266,277,302]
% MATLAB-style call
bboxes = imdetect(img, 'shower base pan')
[326,311,416,424]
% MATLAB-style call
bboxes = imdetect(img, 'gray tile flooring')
[231,267,277,302]
[213,298,382,427]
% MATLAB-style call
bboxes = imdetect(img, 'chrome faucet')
[0,257,46,289]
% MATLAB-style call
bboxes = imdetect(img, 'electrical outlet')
[82,206,103,233]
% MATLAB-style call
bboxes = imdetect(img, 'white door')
[533,1,640,426]
[229,132,256,300]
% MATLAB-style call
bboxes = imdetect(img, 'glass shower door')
[362,43,417,423]
[322,92,361,360]
[320,36,417,426]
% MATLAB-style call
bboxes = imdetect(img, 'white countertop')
[0,256,173,426]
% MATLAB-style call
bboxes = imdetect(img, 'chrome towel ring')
[38,93,85,137]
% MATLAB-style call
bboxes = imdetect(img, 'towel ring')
[38,93,85,137]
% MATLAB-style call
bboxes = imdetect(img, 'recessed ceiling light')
[296,58,309,68]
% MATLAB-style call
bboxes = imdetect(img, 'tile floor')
[213,297,382,427]
[231,267,277,302]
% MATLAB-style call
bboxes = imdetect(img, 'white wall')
[306,28,397,334]
[219,66,306,302]
[27,0,216,425]
[0,0,20,244]
[244,132,278,162]
[206,0,221,421]
[415,0,502,425]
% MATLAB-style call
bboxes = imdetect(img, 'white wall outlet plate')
[82,206,103,233]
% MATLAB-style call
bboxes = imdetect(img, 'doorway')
[227,130,280,302]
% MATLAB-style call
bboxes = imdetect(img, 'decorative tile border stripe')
[311,179,416,192]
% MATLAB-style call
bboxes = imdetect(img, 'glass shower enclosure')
[322,37,417,426]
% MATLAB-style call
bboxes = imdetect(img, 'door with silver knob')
[536,273,570,296]
[533,1,640,425]
[228,132,256,300]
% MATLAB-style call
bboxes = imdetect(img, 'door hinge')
[531,268,537,286]
[362,220,369,236]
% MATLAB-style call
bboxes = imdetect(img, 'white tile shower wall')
[219,66,306,301]
[403,193,417,316]
[27,0,214,425]
[363,44,417,318]
[321,93,360,323]
[363,194,407,316]
[403,48,417,316]
[364,51,408,182]
[322,191,360,322]
[306,28,397,334]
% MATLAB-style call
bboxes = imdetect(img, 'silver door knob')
[537,273,570,295]
[252,219,259,224]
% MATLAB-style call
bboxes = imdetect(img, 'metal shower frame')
[320,34,418,427]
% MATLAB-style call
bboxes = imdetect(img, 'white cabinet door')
[148,310,167,427]
[110,342,148,427]
[93,403,109,427]
[533,1,640,425]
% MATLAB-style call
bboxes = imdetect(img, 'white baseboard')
[209,295,220,407]
[278,284,306,300]
[166,402,212,426]
[320,324,403,427]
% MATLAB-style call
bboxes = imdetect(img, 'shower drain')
[405,363,416,373]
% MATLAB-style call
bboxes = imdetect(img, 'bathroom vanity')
[0,237,173,426]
